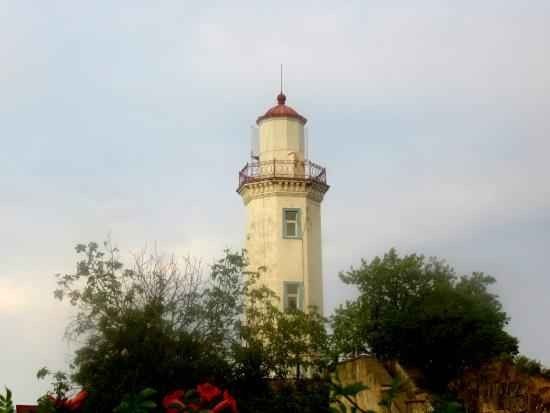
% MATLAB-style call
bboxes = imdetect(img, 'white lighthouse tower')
[237,91,329,314]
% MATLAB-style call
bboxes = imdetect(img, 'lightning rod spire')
[280,64,283,94]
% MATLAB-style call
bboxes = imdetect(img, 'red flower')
[163,390,185,413]
[65,390,88,411]
[196,383,222,404]
[211,390,238,413]
[163,384,236,413]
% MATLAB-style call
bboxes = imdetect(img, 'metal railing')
[238,159,327,190]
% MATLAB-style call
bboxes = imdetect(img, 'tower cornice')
[238,178,328,205]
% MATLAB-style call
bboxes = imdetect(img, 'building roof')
[256,92,307,125]
[16,405,37,413]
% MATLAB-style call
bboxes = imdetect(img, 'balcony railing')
[238,159,327,190]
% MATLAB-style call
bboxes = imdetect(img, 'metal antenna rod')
[280,64,283,93]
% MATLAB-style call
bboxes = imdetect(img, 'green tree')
[71,303,229,412]
[512,355,550,378]
[237,274,329,380]
[56,242,250,348]
[53,242,331,412]
[53,243,246,412]
[330,300,364,359]
[229,272,332,413]
[332,248,518,391]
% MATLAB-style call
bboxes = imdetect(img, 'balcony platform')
[238,159,328,192]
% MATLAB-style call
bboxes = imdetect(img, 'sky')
[1,0,549,404]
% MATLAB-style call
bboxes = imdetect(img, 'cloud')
[178,2,550,106]
[0,281,30,313]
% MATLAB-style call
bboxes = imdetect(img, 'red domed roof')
[256,93,307,125]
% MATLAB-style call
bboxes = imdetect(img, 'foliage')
[36,391,88,413]
[333,248,518,391]
[239,275,329,380]
[53,242,331,412]
[55,242,205,340]
[329,301,364,360]
[0,388,14,413]
[228,271,331,412]
[53,243,250,412]
[230,379,330,413]
[36,368,88,413]
[113,388,156,413]
[329,374,409,413]
[37,368,72,400]
[269,380,330,413]
[431,397,465,413]
[328,374,371,413]
[37,396,56,413]
[511,355,550,378]
[71,304,230,412]
[58,243,249,354]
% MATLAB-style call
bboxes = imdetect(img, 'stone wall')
[451,361,550,413]
[335,356,431,413]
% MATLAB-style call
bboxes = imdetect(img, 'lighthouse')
[237,91,329,315]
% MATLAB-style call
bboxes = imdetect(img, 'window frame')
[283,281,304,311]
[282,208,302,239]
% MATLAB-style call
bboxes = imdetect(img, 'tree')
[56,242,211,341]
[332,248,518,391]
[329,300,364,359]
[53,242,331,412]
[229,273,332,413]
[238,276,329,380]
[53,242,246,412]
[71,303,230,412]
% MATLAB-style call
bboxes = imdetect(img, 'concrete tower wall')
[243,187,324,313]
[258,117,305,162]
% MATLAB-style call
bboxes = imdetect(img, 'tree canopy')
[332,248,518,391]
[47,242,523,409]
[52,242,329,413]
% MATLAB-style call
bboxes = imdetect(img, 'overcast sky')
[1,0,549,404]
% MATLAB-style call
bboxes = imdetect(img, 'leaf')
[340,382,369,397]
[36,367,50,380]
[140,400,156,409]
[139,388,157,399]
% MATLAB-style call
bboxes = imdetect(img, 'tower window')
[283,208,301,238]
[284,282,304,311]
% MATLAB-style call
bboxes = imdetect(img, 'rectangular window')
[283,208,301,238]
[284,282,304,311]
